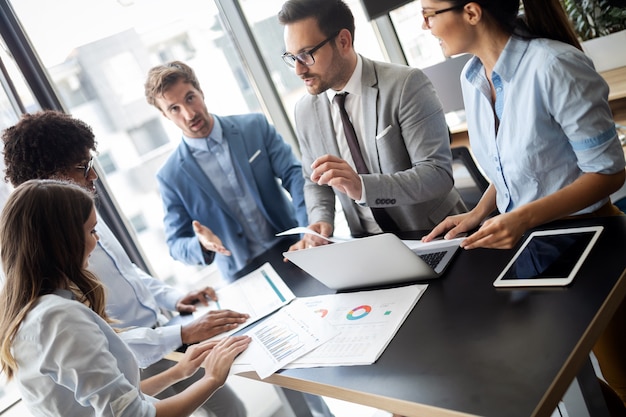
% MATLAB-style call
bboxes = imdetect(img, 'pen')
[375,124,392,140]
[248,149,261,163]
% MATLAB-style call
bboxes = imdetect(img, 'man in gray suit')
[279,0,466,250]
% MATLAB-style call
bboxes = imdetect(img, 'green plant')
[561,0,626,41]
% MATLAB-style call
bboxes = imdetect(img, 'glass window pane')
[8,0,264,286]
[239,0,386,123]
[0,37,39,208]
[389,0,467,129]
[389,0,445,68]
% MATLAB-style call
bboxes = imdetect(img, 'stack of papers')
[218,264,427,378]
[285,284,427,368]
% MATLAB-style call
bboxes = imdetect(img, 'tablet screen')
[494,226,603,287]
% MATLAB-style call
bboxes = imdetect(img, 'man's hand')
[176,287,218,314]
[181,309,250,345]
[193,220,231,256]
[311,154,363,201]
[286,221,334,257]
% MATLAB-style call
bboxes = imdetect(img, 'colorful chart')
[346,304,372,320]
[315,308,329,318]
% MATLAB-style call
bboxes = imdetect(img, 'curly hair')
[2,110,97,187]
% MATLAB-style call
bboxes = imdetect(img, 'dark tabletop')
[235,217,626,417]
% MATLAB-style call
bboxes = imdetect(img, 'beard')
[303,48,351,95]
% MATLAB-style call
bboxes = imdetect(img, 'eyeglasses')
[422,5,465,28]
[282,31,340,68]
[75,157,95,179]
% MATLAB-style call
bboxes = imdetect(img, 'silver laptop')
[283,233,462,290]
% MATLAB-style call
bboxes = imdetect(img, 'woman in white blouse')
[0,180,250,417]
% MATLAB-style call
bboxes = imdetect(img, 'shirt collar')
[465,36,529,84]
[326,54,363,102]
[54,288,75,300]
[182,116,223,151]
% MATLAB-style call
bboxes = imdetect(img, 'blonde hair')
[0,180,107,379]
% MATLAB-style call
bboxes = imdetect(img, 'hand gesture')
[459,211,527,250]
[176,287,218,314]
[193,220,231,256]
[286,221,334,254]
[422,211,483,242]
[311,154,363,201]
[201,336,251,387]
[172,339,219,380]
[181,309,250,345]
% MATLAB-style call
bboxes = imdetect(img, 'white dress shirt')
[13,290,157,416]
[88,214,185,368]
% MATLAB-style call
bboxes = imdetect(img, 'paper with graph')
[236,298,339,379]
[231,284,427,377]
[285,284,427,368]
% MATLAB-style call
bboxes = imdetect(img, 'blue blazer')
[156,113,307,278]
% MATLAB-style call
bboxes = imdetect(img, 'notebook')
[283,233,464,290]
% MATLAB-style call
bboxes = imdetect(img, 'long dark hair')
[443,0,582,50]
[0,180,105,380]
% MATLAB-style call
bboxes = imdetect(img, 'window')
[389,0,446,68]
[8,0,264,286]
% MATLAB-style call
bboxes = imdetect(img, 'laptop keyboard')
[418,251,446,270]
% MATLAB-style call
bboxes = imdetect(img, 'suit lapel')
[218,116,271,220]
[360,57,380,173]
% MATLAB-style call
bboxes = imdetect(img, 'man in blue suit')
[145,61,307,280]
[145,60,334,417]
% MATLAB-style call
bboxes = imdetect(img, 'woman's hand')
[201,336,251,387]
[172,339,219,380]
[422,211,483,242]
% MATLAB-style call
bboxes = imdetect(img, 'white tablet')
[493,226,603,288]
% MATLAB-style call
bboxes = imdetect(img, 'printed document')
[236,299,338,379]
[190,262,295,339]
[285,284,427,367]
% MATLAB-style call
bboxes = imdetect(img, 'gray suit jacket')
[294,56,466,235]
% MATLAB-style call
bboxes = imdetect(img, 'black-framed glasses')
[75,156,95,179]
[281,31,340,68]
[422,5,465,28]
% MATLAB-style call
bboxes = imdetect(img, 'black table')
[230,216,626,417]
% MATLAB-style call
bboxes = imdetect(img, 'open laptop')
[283,233,463,291]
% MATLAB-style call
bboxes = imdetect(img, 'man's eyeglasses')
[75,157,95,179]
[281,31,340,68]
[422,5,465,29]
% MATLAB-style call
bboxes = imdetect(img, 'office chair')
[451,146,490,211]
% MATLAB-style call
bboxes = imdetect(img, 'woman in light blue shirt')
[0,180,250,417]
[420,0,626,412]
